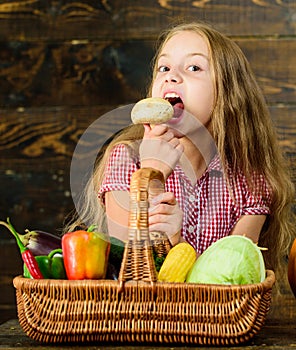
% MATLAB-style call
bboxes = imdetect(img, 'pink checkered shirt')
[99,143,271,254]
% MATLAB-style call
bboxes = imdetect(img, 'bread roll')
[131,97,174,125]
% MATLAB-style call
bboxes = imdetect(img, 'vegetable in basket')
[16,229,61,256]
[0,218,44,279]
[158,242,196,282]
[0,218,62,256]
[62,225,110,280]
[23,249,66,279]
[152,251,166,272]
[186,235,266,285]
[106,236,125,280]
[109,236,125,269]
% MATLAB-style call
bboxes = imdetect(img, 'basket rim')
[13,269,275,291]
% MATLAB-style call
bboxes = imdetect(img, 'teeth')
[164,92,180,99]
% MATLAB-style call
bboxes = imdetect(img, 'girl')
[69,22,295,277]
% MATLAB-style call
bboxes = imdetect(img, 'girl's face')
[151,31,214,134]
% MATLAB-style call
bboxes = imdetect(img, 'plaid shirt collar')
[174,152,223,184]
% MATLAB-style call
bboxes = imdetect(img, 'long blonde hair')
[66,21,295,277]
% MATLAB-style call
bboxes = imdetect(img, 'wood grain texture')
[1,105,295,167]
[0,105,133,231]
[0,0,295,41]
[0,40,153,107]
[237,39,296,104]
[1,106,130,168]
[0,39,295,107]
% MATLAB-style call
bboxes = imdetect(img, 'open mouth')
[164,93,184,120]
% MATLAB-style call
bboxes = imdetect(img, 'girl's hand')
[139,124,184,180]
[149,192,183,246]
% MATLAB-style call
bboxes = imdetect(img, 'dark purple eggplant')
[0,219,61,256]
[20,229,62,256]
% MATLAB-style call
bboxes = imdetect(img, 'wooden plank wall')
[0,0,295,323]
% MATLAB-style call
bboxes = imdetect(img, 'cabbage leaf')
[186,235,265,285]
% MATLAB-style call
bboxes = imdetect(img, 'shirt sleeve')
[98,143,140,204]
[242,173,272,215]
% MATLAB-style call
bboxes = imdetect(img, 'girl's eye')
[158,66,169,72]
[188,65,201,72]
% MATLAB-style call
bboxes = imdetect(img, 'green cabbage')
[186,235,265,285]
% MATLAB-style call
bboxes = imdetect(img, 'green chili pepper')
[23,248,66,279]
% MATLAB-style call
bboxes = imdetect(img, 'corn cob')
[157,242,196,282]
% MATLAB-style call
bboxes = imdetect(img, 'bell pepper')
[62,225,110,280]
[23,248,66,279]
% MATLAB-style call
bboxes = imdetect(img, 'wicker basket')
[13,168,275,345]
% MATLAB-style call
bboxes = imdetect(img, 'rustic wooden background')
[0,0,295,324]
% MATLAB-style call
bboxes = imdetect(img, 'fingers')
[143,124,170,138]
[149,194,178,219]
[140,124,183,179]
[148,191,183,246]
[147,124,182,150]
[150,192,176,207]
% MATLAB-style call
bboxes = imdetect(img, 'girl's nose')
[165,70,182,83]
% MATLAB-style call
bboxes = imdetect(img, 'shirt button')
[189,194,195,203]
[189,225,194,233]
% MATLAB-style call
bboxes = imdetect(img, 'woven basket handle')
[118,167,165,288]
